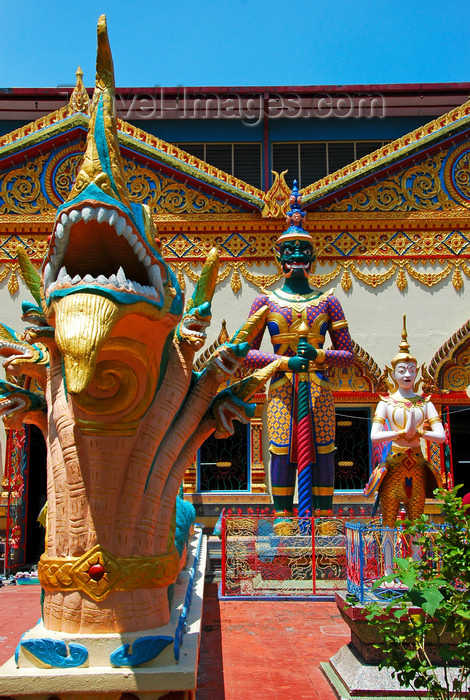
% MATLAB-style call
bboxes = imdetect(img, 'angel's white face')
[393,361,417,390]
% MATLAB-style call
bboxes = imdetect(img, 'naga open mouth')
[43,202,167,307]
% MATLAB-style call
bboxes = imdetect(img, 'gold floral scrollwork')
[325,152,451,212]
[231,267,242,293]
[55,154,83,201]
[44,143,86,206]
[341,268,352,292]
[262,170,290,218]
[348,262,397,288]
[123,160,239,214]
[239,263,282,289]
[396,266,407,291]
[0,155,51,215]
[454,152,470,199]
[174,264,186,291]
[404,260,453,287]
[8,268,19,295]
[309,265,342,288]
[461,261,470,280]
[442,349,470,392]
[452,266,464,291]
[329,340,383,392]
[443,142,470,207]
[170,261,231,289]
[427,319,470,392]
[329,363,372,392]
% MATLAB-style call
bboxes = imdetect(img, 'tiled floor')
[197,584,349,699]
[0,583,349,699]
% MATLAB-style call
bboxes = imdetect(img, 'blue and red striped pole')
[296,328,314,518]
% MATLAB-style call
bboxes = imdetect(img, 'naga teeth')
[117,267,126,285]
[148,265,164,298]
[44,262,54,289]
[46,205,166,303]
[81,207,95,223]
[135,247,146,262]
[97,208,108,224]
[116,217,126,235]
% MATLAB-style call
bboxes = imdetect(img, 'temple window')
[271,140,390,188]
[197,421,250,492]
[176,142,262,189]
[335,406,372,491]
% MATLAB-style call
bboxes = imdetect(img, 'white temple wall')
[193,262,469,369]
[0,260,468,482]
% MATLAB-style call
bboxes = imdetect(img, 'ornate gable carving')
[328,341,385,393]
[323,150,453,212]
[424,319,470,392]
[0,142,240,216]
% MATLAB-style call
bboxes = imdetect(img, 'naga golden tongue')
[54,292,120,394]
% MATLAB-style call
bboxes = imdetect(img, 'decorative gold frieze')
[443,141,470,207]
[262,170,290,218]
[328,341,384,393]
[301,98,470,203]
[123,159,238,214]
[2,229,470,297]
[425,319,470,392]
[0,144,241,216]
[323,152,451,212]
[0,156,51,215]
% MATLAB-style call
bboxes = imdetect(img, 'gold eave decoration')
[301,99,470,206]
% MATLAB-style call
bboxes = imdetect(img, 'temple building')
[1,78,470,567]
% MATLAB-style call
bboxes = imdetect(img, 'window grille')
[198,421,250,492]
[272,140,389,188]
[177,142,262,189]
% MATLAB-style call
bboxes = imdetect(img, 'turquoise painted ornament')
[18,639,88,668]
[110,635,173,667]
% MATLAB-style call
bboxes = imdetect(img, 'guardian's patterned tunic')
[244,287,353,512]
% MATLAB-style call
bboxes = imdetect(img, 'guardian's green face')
[278,240,316,278]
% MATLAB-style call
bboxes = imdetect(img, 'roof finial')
[68,65,90,115]
[276,180,313,245]
[286,180,306,228]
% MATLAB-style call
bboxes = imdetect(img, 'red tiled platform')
[197,584,349,700]
[0,583,349,699]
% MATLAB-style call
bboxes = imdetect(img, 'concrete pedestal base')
[0,529,206,700]
[321,591,469,699]
[321,643,469,699]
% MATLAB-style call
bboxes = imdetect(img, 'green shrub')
[364,487,470,700]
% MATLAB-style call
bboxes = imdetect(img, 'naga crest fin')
[67,14,130,208]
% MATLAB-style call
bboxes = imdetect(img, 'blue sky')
[1,0,469,88]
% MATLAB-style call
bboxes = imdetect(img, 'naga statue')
[0,16,272,635]
[243,183,354,520]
